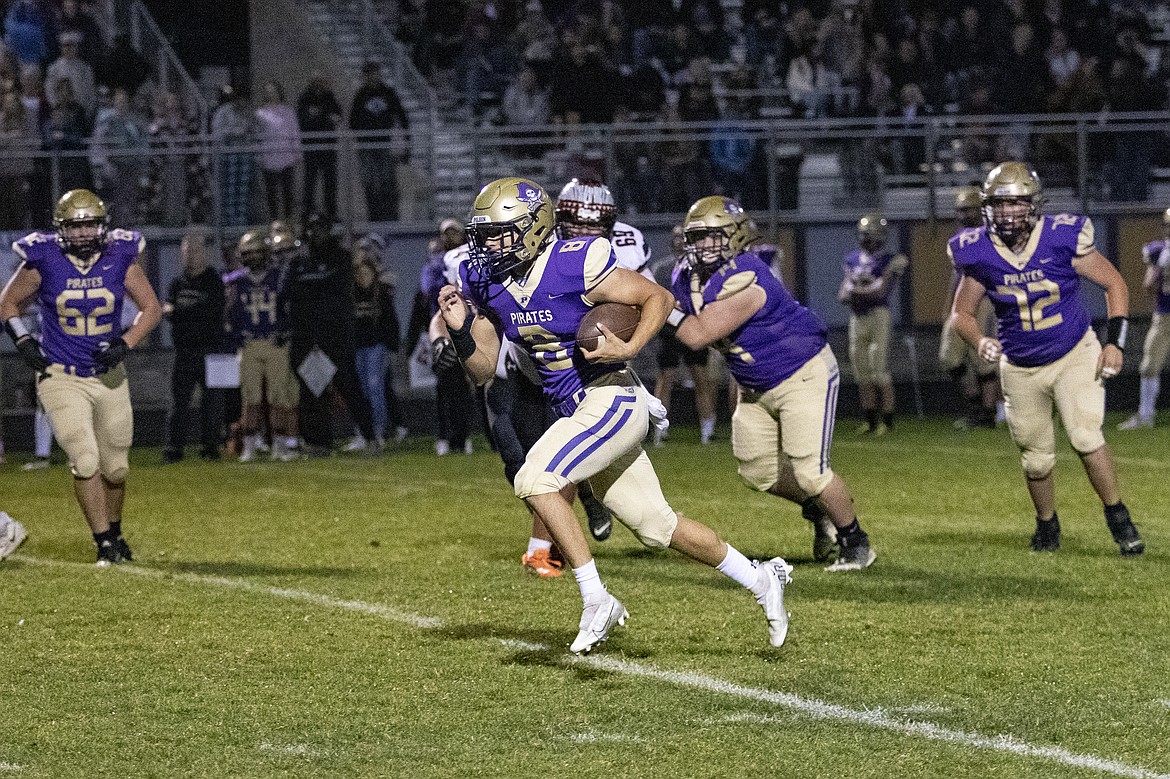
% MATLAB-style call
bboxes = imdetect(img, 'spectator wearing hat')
[348,60,409,222]
[296,71,342,219]
[46,30,96,122]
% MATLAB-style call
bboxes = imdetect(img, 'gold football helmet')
[981,161,1042,245]
[53,189,108,257]
[683,195,760,274]
[269,220,301,259]
[954,186,982,228]
[466,177,555,282]
[237,229,271,269]
[857,213,888,250]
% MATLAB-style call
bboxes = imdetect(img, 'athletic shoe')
[343,435,368,453]
[114,536,134,562]
[872,422,889,437]
[570,590,628,654]
[392,426,409,443]
[582,494,613,542]
[1117,415,1154,431]
[1030,516,1061,552]
[253,435,270,453]
[435,440,450,456]
[810,515,839,563]
[521,548,563,578]
[22,457,51,470]
[239,439,258,463]
[755,557,793,647]
[0,513,28,561]
[95,539,128,567]
[1105,509,1145,556]
[855,422,873,435]
[826,532,876,571]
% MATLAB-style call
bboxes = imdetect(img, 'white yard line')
[0,764,24,772]
[258,742,324,758]
[835,439,1168,470]
[11,554,1169,779]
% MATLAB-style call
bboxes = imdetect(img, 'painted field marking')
[0,763,24,772]
[11,555,1170,779]
[258,742,324,758]
[835,439,1168,470]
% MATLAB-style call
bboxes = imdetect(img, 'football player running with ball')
[438,177,793,654]
[668,196,877,571]
[1,190,162,565]
[949,162,1144,555]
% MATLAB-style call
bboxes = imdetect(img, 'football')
[576,303,641,352]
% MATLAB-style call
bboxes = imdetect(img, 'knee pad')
[793,461,835,498]
[1068,427,1106,456]
[101,462,130,484]
[70,450,100,480]
[1021,450,1056,480]
[513,462,568,499]
[737,459,776,493]
[606,501,675,549]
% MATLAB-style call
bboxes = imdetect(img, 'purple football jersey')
[459,236,624,408]
[13,229,142,375]
[672,253,827,391]
[842,248,899,315]
[224,266,284,341]
[1141,240,1170,315]
[949,215,1094,367]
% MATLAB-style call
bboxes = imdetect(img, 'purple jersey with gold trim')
[224,266,284,341]
[842,248,898,315]
[949,215,1094,367]
[1141,240,1170,314]
[672,252,827,391]
[459,236,625,407]
[13,229,142,375]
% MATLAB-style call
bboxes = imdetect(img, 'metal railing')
[3,110,1169,238]
[127,0,209,131]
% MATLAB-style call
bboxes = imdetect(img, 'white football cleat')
[1117,415,1154,431]
[343,435,368,452]
[755,557,793,647]
[570,591,628,655]
[0,512,29,561]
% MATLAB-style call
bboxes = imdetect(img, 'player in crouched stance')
[0,190,162,565]
[669,196,876,571]
[949,162,1144,555]
[439,177,792,654]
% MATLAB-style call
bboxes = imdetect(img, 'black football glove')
[15,334,50,373]
[431,336,458,374]
[94,337,129,369]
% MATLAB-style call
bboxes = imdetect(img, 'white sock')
[1139,376,1160,420]
[995,401,1006,423]
[526,537,552,556]
[573,559,607,603]
[34,408,52,458]
[285,436,298,448]
[717,544,764,596]
[700,417,715,443]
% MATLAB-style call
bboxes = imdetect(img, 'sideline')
[12,555,1170,779]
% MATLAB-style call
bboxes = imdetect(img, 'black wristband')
[662,308,686,337]
[448,312,477,360]
[1105,316,1128,351]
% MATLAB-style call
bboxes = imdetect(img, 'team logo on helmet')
[516,182,543,205]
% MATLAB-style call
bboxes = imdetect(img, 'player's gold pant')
[1000,328,1105,479]
[732,345,840,496]
[514,370,678,549]
[1139,313,1170,377]
[939,297,997,377]
[37,364,133,482]
[848,307,891,385]
[240,338,299,406]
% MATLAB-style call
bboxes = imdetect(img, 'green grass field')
[2,417,1168,778]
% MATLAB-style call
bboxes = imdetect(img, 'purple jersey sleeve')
[14,230,141,375]
[673,253,827,390]
[950,215,1092,367]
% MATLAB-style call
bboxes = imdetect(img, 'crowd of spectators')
[392,0,1170,210]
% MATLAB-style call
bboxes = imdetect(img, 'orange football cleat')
[521,548,563,578]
